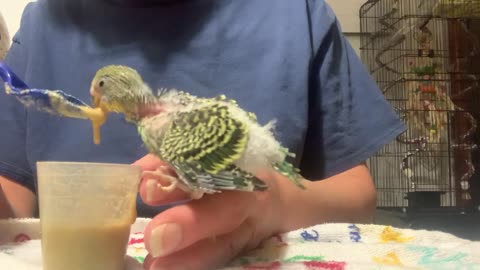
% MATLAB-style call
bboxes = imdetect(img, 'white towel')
[1,218,480,270]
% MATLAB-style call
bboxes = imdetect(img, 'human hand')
[0,176,36,219]
[133,154,289,270]
[0,182,11,219]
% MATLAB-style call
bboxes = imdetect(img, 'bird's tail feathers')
[263,119,277,132]
[273,160,305,189]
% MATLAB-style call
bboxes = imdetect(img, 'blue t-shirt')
[0,0,405,217]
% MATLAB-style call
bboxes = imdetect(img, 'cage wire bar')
[360,0,480,212]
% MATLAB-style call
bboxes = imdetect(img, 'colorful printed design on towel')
[284,255,326,263]
[299,224,362,243]
[348,224,361,242]
[380,226,414,243]
[128,232,147,263]
[241,261,346,270]
[302,261,346,270]
[372,252,403,267]
[121,223,479,270]
[301,229,319,242]
[407,245,480,269]
[128,232,144,245]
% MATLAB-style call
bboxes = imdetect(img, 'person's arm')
[135,156,377,270]
[0,176,36,218]
[277,162,376,232]
[0,181,14,219]
[0,3,37,220]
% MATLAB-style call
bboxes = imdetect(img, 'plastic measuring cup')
[37,161,141,270]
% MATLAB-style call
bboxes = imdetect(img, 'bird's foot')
[143,166,207,200]
[142,166,179,193]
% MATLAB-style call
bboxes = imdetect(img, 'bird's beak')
[89,84,103,108]
[91,94,101,108]
[80,86,109,145]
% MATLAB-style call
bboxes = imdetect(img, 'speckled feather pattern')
[139,89,286,175]
[136,89,305,191]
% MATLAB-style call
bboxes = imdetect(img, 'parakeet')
[7,64,305,199]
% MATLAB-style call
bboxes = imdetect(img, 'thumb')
[133,154,168,171]
[144,190,254,258]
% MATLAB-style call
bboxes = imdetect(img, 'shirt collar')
[104,0,191,7]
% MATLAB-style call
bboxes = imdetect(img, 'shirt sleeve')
[299,0,406,180]
[0,6,35,192]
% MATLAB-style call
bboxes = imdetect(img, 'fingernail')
[146,179,157,202]
[149,223,183,257]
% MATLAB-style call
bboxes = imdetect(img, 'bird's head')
[85,65,156,144]
[90,65,151,113]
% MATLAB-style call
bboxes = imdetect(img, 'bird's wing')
[171,161,267,193]
[158,103,248,175]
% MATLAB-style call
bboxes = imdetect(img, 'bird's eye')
[99,80,105,87]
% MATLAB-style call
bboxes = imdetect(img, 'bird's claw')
[143,165,207,200]
[142,166,179,193]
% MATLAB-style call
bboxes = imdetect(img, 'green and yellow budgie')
[85,65,305,199]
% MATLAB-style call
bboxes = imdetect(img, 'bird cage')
[360,0,480,212]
